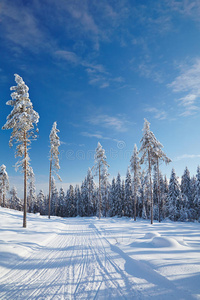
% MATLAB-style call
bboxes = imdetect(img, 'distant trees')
[0,165,9,207]
[2,74,39,228]
[1,77,200,225]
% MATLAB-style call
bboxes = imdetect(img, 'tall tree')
[48,122,61,219]
[115,173,122,217]
[93,142,109,219]
[87,168,95,216]
[0,165,9,207]
[101,164,110,217]
[109,178,116,217]
[130,144,141,221]
[2,74,39,227]
[139,119,171,224]
[124,168,133,217]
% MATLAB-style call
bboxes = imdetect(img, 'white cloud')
[144,107,167,120]
[174,154,200,161]
[169,58,200,116]
[87,114,130,132]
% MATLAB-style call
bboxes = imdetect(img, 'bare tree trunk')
[134,175,137,221]
[99,164,101,219]
[157,158,161,223]
[2,178,5,207]
[148,150,153,224]
[23,131,27,228]
[48,157,52,219]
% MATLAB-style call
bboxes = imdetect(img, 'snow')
[0,208,200,299]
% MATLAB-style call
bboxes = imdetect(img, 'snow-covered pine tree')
[80,178,88,217]
[9,186,22,211]
[27,167,37,213]
[181,167,194,220]
[48,122,61,219]
[194,166,200,221]
[115,173,122,217]
[124,168,133,217]
[151,130,171,223]
[0,165,9,207]
[2,74,39,227]
[37,189,46,215]
[101,164,110,217]
[121,180,125,216]
[167,168,182,221]
[130,144,141,221]
[58,187,65,217]
[109,178,116,217]
[87,168,95,216]
[74,185,80,217]
[139,118,171,224]
[93,142,109,219]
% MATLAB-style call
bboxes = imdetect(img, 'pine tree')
[37,189,46,215]
[58,187,65,217]
[130,144,141,221]
[167,168,182,221]
[9,186,22,211]
[93,142,109,219]
[2,74,39,227]
[51,177,59,216]
[116,173,122,217]
[109,178,116,217]
[139,119,171,224]
[194,166,200,221]
[74,185,81,217]
[48,122,61,219]
[181,167,194,220]
[101,164,110,217]
[124,168,133,217]
[27,167,37,213]
[0,165,9,207]
[87,168,95,216]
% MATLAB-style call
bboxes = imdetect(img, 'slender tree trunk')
[99,164,101,219]
[2,178,5,207]
[48,157,52,219]
[148,150,153,224]
[157,158,161,223]
[23,131,27,228]
[134,172,137,221]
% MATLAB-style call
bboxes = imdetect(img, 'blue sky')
[1,0,200,195]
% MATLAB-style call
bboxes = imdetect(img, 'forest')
[0,74,200,225]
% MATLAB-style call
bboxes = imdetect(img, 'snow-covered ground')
[0,207,200,300]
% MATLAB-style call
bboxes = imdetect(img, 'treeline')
[2,165,200,222]
[1,74,200,225]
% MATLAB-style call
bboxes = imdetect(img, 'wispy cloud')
[169,58,200,116]
[166,0,200,21]
[144,107,167,120]
[81,131,119,143]
[55,49,125,88]
[174,154,200,161]
[137,62,164,83]
[87,114,130,132]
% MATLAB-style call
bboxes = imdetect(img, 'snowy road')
[0,209,199,299]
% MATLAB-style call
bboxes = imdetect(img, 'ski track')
[0,218,197,300]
